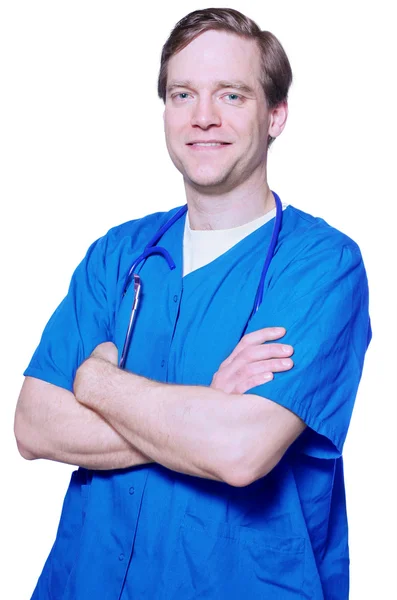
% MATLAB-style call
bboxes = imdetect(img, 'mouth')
[186,141,232,150]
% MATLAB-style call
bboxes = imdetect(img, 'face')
[163,30,286,194]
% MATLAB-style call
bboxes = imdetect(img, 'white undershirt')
[183,204,288,277]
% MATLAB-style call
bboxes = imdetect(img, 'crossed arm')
[15,327,305,487]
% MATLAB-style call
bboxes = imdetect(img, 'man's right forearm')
[14,376,153,470]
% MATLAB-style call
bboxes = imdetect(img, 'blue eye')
[224,93,245,104]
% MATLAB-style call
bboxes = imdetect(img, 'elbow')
[15,437,38,461]
[14,412,39,461]
[223,469,254,489]
[223,459,274,488]
[217,445,265,489]
[219,441,278,488]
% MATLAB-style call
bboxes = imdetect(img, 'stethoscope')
[119,192,283,369]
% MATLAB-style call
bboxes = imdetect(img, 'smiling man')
[163,28,287,228]
[15,8,371,600]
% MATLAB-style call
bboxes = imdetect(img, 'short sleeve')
[24,236,112,391]
[245,240,371,458]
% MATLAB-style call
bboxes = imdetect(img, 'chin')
[188,178,230,194]
[184,168,232,192]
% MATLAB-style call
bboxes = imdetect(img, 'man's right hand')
[211,327,293,394]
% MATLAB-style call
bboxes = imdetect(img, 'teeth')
[193,142,223,146]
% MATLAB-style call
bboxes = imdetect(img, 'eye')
[171,92,191,102]
[223,93,245,105]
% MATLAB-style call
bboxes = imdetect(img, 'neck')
[184,177,275,231]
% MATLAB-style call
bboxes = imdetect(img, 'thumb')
[91,342,118,365]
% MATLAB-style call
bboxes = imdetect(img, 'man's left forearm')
[74,356,262,486]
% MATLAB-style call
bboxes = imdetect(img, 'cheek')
[225,111,259,140]
[164,109,188,139]
[240,116,268,152]
[164,114,187,164]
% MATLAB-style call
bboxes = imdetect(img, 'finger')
[240,343,294,363]
[231,358,294,383]
[252,358,294,373]
[225,344,293,372]
[234,371,274,394]
[222,327,286,366]
[242,326,287,345]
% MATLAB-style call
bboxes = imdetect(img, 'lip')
[187,140,232,144]
[186,140,232,150]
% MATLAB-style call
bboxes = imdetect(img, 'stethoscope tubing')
[122,206,188,297]
[119,193,282,368]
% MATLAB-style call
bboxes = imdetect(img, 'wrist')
[74,355,159,411]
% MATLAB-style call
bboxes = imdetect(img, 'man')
[14,8,371,600]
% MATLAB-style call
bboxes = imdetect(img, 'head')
[159,8,292,195]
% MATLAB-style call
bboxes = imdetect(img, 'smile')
[187,142,231,150]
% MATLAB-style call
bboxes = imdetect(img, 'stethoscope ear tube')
[119,208,188,368]
[254,192,283,310]
[122,206,188,298]
[122,246,177,297]
[242,192,283,336]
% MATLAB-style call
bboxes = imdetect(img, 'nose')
[191,96,221,130]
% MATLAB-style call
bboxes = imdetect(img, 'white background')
[1,1,396,598]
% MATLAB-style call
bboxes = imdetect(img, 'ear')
[268,101,288,139]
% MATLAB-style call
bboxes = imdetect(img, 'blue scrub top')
[25,204,371,600]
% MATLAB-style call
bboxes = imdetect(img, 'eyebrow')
[166,80,255,95]
[216,81,255,95]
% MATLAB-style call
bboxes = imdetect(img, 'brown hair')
[157,8,293,109]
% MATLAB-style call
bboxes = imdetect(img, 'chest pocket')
[164,512,306,599]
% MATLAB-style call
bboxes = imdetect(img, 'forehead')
[167,30,262,90]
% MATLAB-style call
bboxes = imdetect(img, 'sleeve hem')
[246,388,345,456]
[23,367,73,393]
[288,396,344,456]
